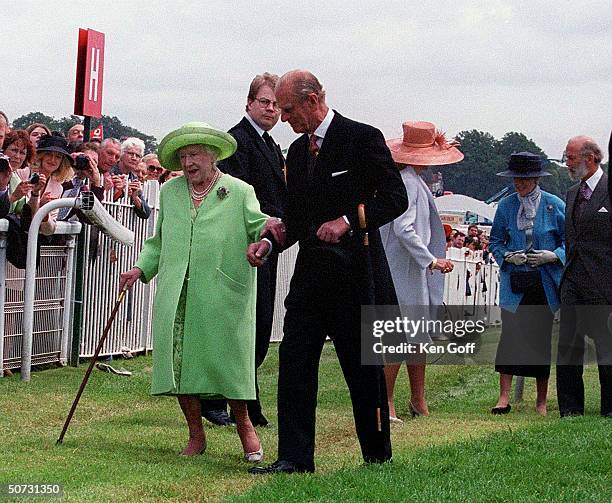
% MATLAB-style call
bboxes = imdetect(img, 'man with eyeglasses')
[110,137,151,219]
[198,72,288,428]
[557,136,611,418]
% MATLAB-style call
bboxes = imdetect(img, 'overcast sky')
[2,1,610,159]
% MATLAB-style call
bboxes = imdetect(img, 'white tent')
[434,194,497,221]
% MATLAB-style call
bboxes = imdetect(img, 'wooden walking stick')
[56,286,128,444]
[358,203,382,432]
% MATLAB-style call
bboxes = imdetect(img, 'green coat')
[135,173,268,398]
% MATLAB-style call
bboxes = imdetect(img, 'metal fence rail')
[3,240,80,373]
[79,186,158,357]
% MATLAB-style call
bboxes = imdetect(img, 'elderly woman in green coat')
[120,122,281,462]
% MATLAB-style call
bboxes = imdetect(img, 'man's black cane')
[56,285,128,444]
[358,203,383,432]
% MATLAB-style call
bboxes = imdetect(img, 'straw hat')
[386,121,464,166]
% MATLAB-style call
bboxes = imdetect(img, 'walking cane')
[56,285,128,444]
[358,203,383,432]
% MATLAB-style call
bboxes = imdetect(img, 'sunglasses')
[147,165,164,173]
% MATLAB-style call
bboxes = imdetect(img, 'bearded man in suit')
[557,135,611,417]
[248,70,408,474]
[201,73,287,427]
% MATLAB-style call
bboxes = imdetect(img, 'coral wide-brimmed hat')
[158,122,237,171]
[386,121,464,166]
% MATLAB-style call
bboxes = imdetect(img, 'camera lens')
[76,155,89,170]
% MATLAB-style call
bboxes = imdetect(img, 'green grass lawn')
[0,342,610,502]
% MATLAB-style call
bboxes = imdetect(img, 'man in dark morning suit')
[200,73,287,427]
[249,70,408,474]
[557,136,612,417]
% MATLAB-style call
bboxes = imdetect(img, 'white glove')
[504,252,527,266]
[526,250,558,267]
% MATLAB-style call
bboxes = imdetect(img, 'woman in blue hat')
[489,152,566,415]
[120,123,282,462]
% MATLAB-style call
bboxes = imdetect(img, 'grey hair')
[100,138,121,149]
[580,141,602,165]
[199,144,219,162]
[277,70,326,101]
[142,153,159,163]
[120,137,145,155]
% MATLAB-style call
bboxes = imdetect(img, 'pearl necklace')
[189,169,220,202]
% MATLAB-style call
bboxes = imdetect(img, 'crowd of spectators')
[0,111,177,267]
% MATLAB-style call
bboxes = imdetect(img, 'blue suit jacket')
[489,190,566,311]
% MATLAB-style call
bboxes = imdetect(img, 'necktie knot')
[309,134,320,157]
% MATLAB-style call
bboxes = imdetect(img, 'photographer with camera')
[2,130,42,216]
[58,142,104,221]
[21,133,74,235]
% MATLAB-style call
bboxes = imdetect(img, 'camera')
[0,152,9,173]
[28,173,40,185]
[75,155,89,171]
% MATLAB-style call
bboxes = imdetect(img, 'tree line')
[11,113,607,200]
[11,112,158,154]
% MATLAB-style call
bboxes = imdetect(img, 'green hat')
[158,122,237,171]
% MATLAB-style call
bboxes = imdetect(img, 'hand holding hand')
[505,252,527,266]
[316,217,350,243]
[247,240,272,267]
[261,217,286,248]
[526,249,558,267]
[119,267,143,291]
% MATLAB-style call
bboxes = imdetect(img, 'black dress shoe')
[203,409,235,426]
[491,404,511,415]
[248,459,313,475]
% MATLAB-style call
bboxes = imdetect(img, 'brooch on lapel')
[546,204,553,212]
[217,186,230,200]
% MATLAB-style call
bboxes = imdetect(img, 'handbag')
[510,270,540,294]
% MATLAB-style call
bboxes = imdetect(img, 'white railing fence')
[2,182,502,375]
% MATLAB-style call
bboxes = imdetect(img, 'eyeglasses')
[125,151,143,159]
[147,165,164,173]
[254,98,280,110]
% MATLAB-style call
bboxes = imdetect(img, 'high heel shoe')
[244,447,264,463]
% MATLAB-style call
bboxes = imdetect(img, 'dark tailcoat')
[557,172,612,416]
[277,112,407,469]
